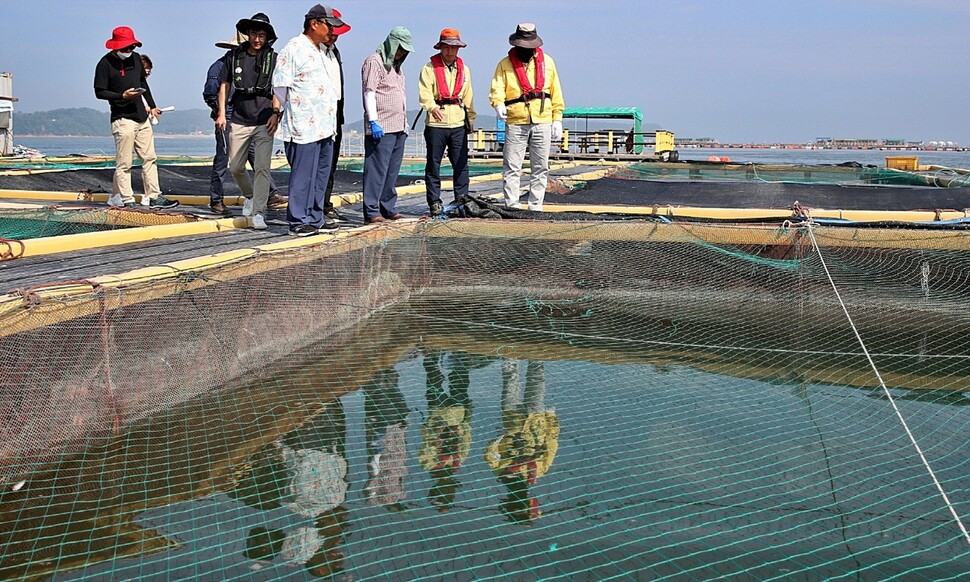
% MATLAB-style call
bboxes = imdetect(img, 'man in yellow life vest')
[484,360,559,524]
[489,23,564,212]
[418,28,477,217]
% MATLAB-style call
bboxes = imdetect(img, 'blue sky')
[2,0,969,144]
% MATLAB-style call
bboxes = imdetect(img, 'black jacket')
[94,51,155,123]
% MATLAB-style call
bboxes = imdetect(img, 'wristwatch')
[272,108,281,115]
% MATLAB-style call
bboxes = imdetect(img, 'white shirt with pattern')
[273,34,338,144]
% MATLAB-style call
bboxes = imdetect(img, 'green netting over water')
[0,156,214,173]
[0,207,197,241]
[613,161,970,188]
[1,221,970,580]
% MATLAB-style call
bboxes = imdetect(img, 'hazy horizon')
[3,1,969,144]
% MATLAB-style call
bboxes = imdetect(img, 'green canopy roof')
[563,107,643,122]
[562,107,644,153]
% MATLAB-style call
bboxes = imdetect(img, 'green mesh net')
[612,161,970,188]
[0,155,213,173]
[1,220,969,580]
[0,207,200,242]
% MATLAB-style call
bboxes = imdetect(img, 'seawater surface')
[16,135,970,169]
[1,303,966,581]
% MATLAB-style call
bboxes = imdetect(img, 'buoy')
[720,156,732,163]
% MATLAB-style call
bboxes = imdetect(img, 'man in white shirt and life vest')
[489,23,564,212]
[417,28,476,217]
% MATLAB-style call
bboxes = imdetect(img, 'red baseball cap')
[331,8,350,35]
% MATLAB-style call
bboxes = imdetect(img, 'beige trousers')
[111,117,161,203]
[228,122,274,215]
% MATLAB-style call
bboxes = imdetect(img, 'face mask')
[116,51,133,60]
[513,47,535,62]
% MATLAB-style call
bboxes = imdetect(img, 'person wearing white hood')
[361,27,413,224]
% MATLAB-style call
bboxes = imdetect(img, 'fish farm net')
[609,161,970,187]
[0,207,200,242]
[555,163,970,212]
[1,220,969,580]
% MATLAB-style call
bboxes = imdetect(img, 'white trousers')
[502,122,551,211]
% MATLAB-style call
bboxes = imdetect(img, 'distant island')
[14,108,211,137]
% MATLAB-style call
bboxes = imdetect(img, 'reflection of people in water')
[484,359,559,524]
[232,400,350,577]
[364,367,411,507]
[418,351,490,511]
[244,508,349,577]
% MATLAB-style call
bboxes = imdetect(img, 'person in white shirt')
[272,4,347,237]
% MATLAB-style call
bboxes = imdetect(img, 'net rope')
[806,225,970,547]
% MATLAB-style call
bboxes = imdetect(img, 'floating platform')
[2,159,970,580]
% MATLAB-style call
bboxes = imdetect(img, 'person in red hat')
[94,26,178,209]
[489,23,565,212]
[417,28,476,217]
[321,7,351,225]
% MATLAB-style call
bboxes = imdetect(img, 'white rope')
[806,225,970,547]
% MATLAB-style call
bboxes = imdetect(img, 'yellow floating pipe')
[18,217,249,258]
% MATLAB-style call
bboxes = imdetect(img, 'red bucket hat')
[105,26,142,50]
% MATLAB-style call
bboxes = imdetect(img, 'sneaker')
[107,193,124,207]
[149,195,180,210]
[430,201,443,216]
[324,208,348,223]
[318,216,339,230]
[267,193,288,208]
[140,195,152,207]
[242,197,254,217]
[251,213,267,230]
[209,201,232,216]
[288,224,318,237]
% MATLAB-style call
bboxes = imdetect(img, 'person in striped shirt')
[361,27,413,224]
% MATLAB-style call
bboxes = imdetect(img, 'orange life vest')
[431,54,465,105]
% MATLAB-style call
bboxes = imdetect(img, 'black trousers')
[424,125,469,207]
[323,127,342,211]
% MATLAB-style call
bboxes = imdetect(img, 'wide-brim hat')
[331,8,351,36]
[105,26,142,51]
[236,13,278,44]
[215,31,248,49]
[434,27,466,49]
[509,22,542,49]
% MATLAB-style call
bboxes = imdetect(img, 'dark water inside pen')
[0,318,961,580]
